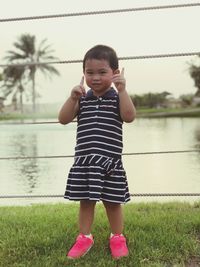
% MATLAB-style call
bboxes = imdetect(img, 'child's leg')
[103,201,129,259]
[103,201,123,234]
[67,200,96,259]
[79,200,96,234]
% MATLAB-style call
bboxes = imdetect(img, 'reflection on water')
[0,118,200,205]
[11,134,39,193]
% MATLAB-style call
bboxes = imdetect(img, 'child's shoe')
[67,233,94,259]
[109,234,129,259]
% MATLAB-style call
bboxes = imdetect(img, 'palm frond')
[4,51,27,61]
[38,64,60,78]
[13,34,36,56]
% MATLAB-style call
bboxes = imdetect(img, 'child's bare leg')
[103,201,123,234]
[79,200,96,235]
[103,201,129,259]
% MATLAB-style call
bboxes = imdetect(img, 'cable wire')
[0,52,200,68]
[0,3,200,23]
[0,150,199,161]
[0,121,59,125]
[0,193,200,199]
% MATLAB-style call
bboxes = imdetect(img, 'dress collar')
[85,87,117,99]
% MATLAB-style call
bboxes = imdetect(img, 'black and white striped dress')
[64,88,130,204]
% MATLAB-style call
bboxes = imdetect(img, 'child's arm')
[112,68,136,123]
[58,77,86,124]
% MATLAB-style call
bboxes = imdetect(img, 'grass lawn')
[0,202,200,267]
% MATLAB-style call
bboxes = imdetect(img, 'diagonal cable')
[0,150,199,161]
[0,3,200,22]
[0,52,200,68]
[0,192,200,199]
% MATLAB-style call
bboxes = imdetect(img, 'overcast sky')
[0,0,200,104]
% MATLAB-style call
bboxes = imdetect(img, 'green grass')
[137,107,200,118]
[0,112,57,121]
[137,107,183,113]
[0,202,200,267]
[1,107,200,122]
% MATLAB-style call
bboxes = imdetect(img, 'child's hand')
[70,76,86,100]
[112,68,126,93]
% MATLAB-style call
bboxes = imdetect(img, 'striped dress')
[64,87,130,204]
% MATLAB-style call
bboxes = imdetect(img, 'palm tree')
[2,65,26,113]
[5,34,60,112]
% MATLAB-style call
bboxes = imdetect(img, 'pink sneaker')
[109,234,129,259]
[67,234,94,259]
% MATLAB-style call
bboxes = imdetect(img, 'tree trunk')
[19,92,23,113]
[19,83,24,114]
[32,71,36,113]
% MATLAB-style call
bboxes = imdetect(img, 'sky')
[0,0,200,104]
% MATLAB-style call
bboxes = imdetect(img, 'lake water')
[0,117,200,205]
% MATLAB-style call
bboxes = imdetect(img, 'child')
[58,45,136,260]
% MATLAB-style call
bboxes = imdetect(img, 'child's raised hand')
[71,76,86,100]
[112,68,126,93]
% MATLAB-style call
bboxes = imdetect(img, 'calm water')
[0,118,200,205]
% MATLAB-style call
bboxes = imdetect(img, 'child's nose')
[92,74,100,80]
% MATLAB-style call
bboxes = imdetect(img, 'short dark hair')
[83,45,119,71]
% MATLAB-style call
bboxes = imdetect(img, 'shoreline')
[1,108,200,121]
[137,107,200,118]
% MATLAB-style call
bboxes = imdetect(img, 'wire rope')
[0,3,200,23]
[0,121,59,125]
[0,193,200,199]
[0,150,199,161]
[0,52,200,68]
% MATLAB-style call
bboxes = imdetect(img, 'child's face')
[84,59,117,96]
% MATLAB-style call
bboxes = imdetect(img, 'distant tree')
[0,73,6,112]
[2,65,26,113]
[131,92,171,108]
[189,56,200,97]
[179,94,194,106]
[4,34,60,112]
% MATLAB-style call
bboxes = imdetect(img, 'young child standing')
[58,45,136,260]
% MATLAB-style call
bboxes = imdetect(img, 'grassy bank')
[0,107,200,121]
[137,107,200,118]
[0,202,200,267]
[0,112,58,121]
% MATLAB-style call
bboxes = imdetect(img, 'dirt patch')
[185,256,200,267]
